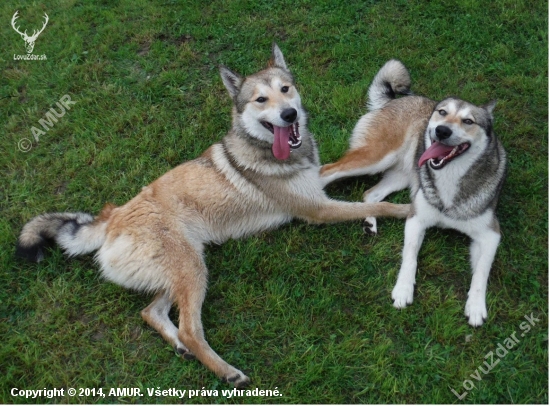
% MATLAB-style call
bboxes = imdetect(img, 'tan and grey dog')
[16,45,409,386]
[321,60,506,327]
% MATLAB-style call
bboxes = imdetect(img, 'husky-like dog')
[16,45,409,386]
[320,60,506,327]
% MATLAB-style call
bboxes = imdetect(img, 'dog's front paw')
[363,217,378,235]
[465,298,487,327]
[391,283,414,308]
[222,371,251,388]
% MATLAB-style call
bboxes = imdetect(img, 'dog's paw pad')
[392,284,414,308]
[363,217,378,235]
[175,346,195,360]
[223,373,251,388]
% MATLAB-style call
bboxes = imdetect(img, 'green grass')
[0,0,547,403]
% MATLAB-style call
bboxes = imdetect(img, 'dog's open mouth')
[261,121,302,160]
[418,141,470,170]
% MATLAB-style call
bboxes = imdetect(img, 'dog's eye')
[438,109,447,116]
[463,119,474,125]
[256,97,267,103]
[281,86,289,93]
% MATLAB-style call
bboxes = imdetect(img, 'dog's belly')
[206,211,292,244]
[93,167,292,292]
[96,233,170,292]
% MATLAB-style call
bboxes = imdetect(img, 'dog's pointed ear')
[220,65,243,98]
[481,99,497,118]
[269,43,288,70]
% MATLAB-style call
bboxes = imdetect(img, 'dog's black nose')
[280,108,297,123]
[435,125,452,140]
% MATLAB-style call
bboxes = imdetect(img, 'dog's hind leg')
[362,169,411,235]
[174,255,250,388]
[141,291,195,360]
[319,146,399,188]
[464,225,501,327]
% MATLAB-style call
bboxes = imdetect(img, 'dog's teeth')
[430,158,444,167]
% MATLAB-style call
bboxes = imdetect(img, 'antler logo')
[11,11,49,54]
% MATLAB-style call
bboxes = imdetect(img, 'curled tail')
[367,59,412,111]
[16,204,116,262]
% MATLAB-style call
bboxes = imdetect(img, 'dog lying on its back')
[321,60,506,326]
[16,45,410,386]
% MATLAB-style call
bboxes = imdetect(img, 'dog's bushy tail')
[367,59,411,111]
[16,204,116,262]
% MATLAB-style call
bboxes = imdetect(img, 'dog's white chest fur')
[415,190,495,236]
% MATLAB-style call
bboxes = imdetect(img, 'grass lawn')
[0,0,547,403]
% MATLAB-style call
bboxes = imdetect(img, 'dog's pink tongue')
[272,125,291,160]
[418,141,455,167]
